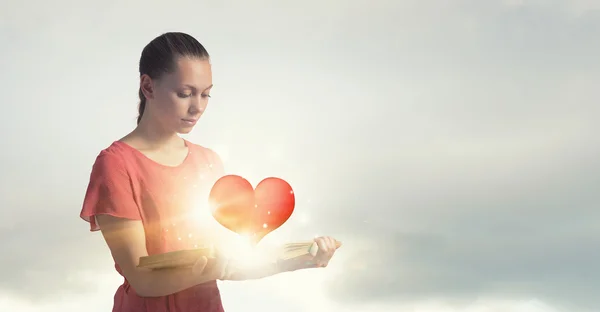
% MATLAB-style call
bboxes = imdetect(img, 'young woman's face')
[145,57,213,134]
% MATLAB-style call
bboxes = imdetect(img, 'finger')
[330,238,338,253]
[195,256,208,268]
[192,256,209,275]
[219,258,230,280]
[316,238,329,253]
[326,237,336,250]
[321,237,333,255]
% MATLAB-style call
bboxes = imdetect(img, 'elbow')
[129,282,164,298]
[120,272,156,298]
[126,278,153,298]
[132,286,152,298]
[124,272,180,298]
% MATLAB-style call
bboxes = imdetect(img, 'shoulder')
[185,140,223,163]
[184,140,225,175]
[91,141,136,172]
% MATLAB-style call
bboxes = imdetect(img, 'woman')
[80,32,339,312]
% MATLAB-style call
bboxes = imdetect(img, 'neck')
[133,115,183,149]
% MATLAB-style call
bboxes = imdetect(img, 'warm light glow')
[217,234,275,270]
[182,158,310,271]
[190,200,212,225]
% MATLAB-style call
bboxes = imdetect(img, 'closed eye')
[177,92,210,99]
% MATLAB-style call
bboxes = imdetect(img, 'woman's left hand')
[309,236,341,268]
[278,236,342,272]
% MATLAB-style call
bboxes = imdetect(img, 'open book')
[137,240,342,270]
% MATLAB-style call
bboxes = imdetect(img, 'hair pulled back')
[137,32,210,124]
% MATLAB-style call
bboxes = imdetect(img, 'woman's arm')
[222,257,316,281]
[221,236,339,281]
[96,214,222,297]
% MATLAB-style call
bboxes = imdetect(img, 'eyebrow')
[184,84,213,92]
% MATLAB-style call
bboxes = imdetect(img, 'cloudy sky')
[1,0,599,311]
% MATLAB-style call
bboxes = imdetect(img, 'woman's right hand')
[191,256,210,277]
[191,249,233,281]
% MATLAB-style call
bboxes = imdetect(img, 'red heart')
[208,175,295,243]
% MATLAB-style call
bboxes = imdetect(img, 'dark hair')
[137,32,210,124]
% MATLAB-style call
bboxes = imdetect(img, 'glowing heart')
[208,175,295,243]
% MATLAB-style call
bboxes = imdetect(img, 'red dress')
[80,139,226,312]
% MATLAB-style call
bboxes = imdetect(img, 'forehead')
[163,56,212,89]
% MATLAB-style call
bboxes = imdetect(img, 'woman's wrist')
[277,256,317,273]
[194,257,221,281]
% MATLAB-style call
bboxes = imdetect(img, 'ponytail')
[137,87,146,124]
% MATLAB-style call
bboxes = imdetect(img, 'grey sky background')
[1,0,599,311]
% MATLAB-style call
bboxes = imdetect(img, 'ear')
[140,74,155,100]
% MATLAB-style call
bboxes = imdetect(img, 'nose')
[189,96,207,115]
[189,105,203,116]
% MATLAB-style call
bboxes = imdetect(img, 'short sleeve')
[80,151,141,231]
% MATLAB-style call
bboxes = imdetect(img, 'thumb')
[192,256,209,275]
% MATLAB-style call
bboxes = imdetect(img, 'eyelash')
[178,93,211,99]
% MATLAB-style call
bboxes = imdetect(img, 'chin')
[177,127,194,134]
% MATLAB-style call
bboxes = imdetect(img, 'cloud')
[317,88,600,312]
[0,1,599,312]
[318,141,600,310]
[0,211,115,302]
[318,89,600,312]
[289,5,600,310]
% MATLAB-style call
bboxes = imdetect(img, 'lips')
[182,118,198,125]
